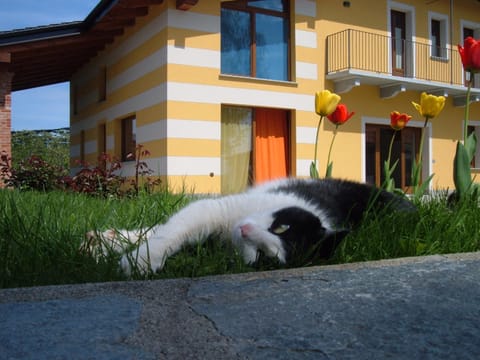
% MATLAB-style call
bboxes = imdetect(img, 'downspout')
[450,0,454,85]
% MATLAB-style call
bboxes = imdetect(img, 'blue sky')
[0,0,100,130]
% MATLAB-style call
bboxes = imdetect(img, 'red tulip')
[390,111,412,131]
[327,104,354,125]
[458,37,480,73]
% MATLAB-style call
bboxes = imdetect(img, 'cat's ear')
[317,229,349,258]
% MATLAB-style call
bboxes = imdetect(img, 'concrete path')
[1,252,479,359]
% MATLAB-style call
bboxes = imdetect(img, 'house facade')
[66,0,480,193]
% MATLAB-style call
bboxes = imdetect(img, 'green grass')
[1,189,479,289]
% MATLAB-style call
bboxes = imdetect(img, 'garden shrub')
[1,153,67,191]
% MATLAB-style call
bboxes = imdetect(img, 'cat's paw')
[119,243,168,276]
[80,229,120,258]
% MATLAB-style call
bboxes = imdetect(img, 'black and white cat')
[85,178,415,275]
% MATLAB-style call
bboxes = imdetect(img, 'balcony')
[326,29,480,106]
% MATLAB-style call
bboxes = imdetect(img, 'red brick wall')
[0,66,12,160]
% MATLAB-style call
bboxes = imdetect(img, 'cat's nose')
[240,223,254,238]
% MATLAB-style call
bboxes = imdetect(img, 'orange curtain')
[255,108,288,183]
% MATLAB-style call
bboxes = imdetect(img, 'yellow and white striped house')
[46,0,480,193]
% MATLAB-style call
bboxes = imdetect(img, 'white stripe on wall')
[71,82,314,133]
[136,119,221,143]
[167,82,314,112]
[295,30,317,48]
[296,159,312,177]
[109,47,167,93]
[296,126,317,144]
[73,8,219,89]
[109,46,220,94]
[168,119,221,140]
[296,61,318,80]
[168,46,220,69]
[119,156,220,176]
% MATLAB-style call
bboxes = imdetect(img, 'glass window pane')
[221,8,251,76]
[248,0,284,11]
[255,13,288,81]
[394,27,404,68]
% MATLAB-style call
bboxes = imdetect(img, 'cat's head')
[232,206,348,265]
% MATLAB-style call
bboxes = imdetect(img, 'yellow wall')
[70,0,480,193]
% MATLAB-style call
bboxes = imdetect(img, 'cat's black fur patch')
[269,207,325,261]
[272,178,415,228]
[263,178,416,263]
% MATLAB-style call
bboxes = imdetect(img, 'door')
[221,106,290,193]
[254,108,289,184]
[391,10,406,76]
[365,124,421,191]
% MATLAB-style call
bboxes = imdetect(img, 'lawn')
[1,188,479,289]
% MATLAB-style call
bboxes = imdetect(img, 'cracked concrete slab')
[0,252,479,359]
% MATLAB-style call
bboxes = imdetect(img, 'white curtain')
[221,106,252,194]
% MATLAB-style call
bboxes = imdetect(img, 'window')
[121,116,136,161]
[431,19,442,57]
[221,106,290,193]
[365,124,421,191]
[221,0,290,81]
[429,14,448,59]
[391,10,407,76]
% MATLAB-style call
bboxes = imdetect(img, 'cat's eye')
[271,224,290,234]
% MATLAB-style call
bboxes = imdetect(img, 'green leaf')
[310,161,319,179]
[453,141,472,198]
[325,162,333,178]
[383,159,399,177]
[413,173,434,199]
[465,132,477,163]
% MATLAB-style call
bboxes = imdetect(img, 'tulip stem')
[412,116,429,190]
[386,130,397,171]
[326,124,339,177]
[313,116,324,175]
[464,78,472,144]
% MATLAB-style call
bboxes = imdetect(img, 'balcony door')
[391,10,406,76]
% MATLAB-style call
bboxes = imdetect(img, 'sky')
[0,0,100,130]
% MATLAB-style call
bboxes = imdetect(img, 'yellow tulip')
[412,92,446,119]
[315,90,341,117]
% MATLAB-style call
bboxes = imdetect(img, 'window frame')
[220,0,291,81]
